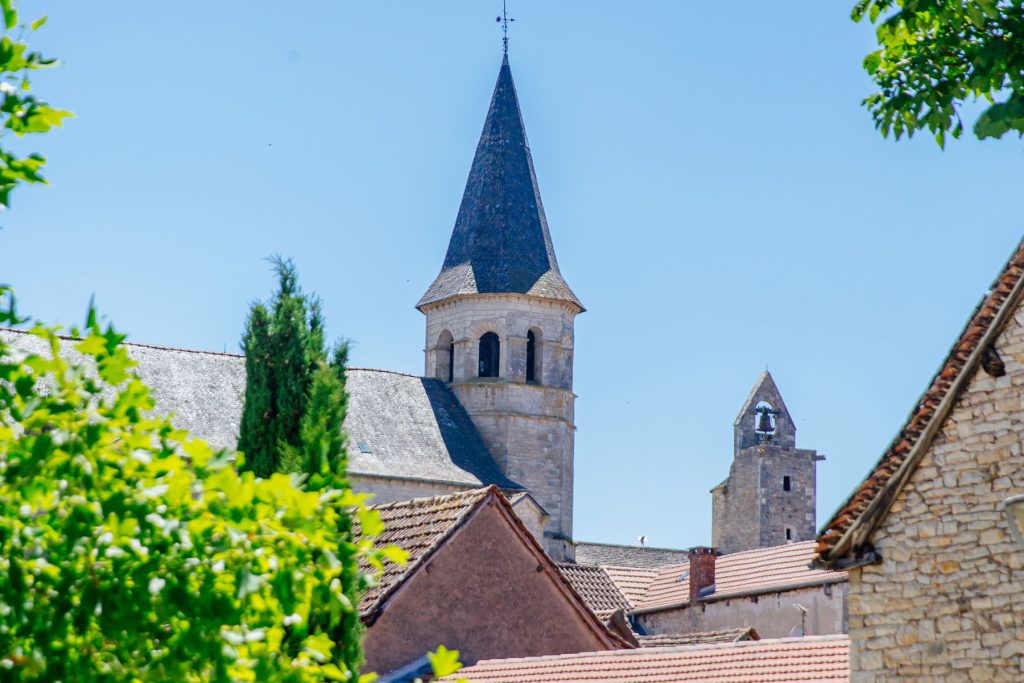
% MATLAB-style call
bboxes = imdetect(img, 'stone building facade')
[712,372,822,554]
[815,239,1024,682]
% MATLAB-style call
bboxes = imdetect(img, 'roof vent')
[357,442,372,454]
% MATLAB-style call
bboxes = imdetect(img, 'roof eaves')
[815,237,1024,566]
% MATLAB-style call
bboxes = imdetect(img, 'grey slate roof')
[574,541,691,569]
[344,368,518,488]
[417,55,582,311]
[0,328,516,489]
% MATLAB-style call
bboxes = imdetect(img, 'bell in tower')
[754,402,777,439]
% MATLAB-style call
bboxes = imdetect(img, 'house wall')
[848,306,1024,682]
[362,502,611,675]
[636,582,848,639]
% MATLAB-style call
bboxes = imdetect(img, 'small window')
[526,330,537,383]
[783,476,792,492]
[479,332,500,378]
[785,528,793,541]
[357,442,372,454]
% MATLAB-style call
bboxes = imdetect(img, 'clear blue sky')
[3,1,1021,548]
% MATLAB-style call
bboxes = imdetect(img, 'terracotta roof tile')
[445,635,849,682]
[635,542,847,613]
[556,564,633,619]
[600,565,659,605]
[357,487,492,618]
[637,628,759,647]
[816,238,1024,565]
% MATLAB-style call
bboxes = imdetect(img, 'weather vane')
[496,1,515,54]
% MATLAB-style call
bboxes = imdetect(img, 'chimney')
[688,546,717,602]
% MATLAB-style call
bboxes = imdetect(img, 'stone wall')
[848,306,1024,682]
[421,294,579,561]
[351,474,468,505]
[636,582,848,639]
[713,445,819,554]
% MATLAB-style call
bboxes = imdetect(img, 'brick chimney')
[688,546,718,602]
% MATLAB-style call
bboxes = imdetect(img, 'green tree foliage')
[0,287,395,682]
[853,0,1024,146]
[239,257,338,478]
[0,0,72,207]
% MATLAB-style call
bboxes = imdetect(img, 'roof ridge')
[574,540,688,553]
[1,326,244,359]
[367,486,494,512]
[466,634,850,666]
[348,367,428,380]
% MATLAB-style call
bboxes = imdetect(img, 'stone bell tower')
[417,55,583,562]
[711,372,823,554]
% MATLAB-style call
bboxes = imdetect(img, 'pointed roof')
[733,371,797,451]
[733,371,792,426]
[417,56,583,311]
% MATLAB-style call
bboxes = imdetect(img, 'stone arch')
[526,327,543,384]
[478,331,500,378]
[433,329,454,383]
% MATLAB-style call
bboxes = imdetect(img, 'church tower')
[711,372,823,554]
[417,56,583,561]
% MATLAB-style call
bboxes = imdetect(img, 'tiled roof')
[444,635,850,682]
[556,564,633,619]
[574,542,690,569]
[815,237,1024,566]
[600,565,659,606]
[357,488,491,619]
[637,628,760,648]
[357,487,627,651]
[0,329,516,490]
[635,542,847,613]
[417,55,582,312]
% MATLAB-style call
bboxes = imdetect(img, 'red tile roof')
[357,487,629,649]
[601,565,658,605]
[444,635,849,682]
[556,564,633,619]
[815,238,1024,566]
[635,541,847,613]
[358,488,492,619]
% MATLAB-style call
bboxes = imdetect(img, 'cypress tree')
[238,303,276,476]
[238,256,326,477]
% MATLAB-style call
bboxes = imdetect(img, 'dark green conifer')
[238,303,275,476]
[239,256,327,477]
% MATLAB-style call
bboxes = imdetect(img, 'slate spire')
[418,56,582,311]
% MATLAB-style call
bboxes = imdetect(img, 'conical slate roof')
[417,56,582,311]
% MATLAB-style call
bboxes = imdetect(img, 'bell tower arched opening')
[479,332,500,378]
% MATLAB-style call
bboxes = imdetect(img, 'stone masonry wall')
[713,445,818,554]
[421,294,579,561]
[350,474,467,506]
[848,306,1024,682]
[759,446,818,548]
